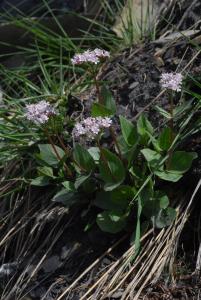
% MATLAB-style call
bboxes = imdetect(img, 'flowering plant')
[25,53,197,239]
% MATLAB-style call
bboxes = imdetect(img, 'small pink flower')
[71,49,110,65]
[73,117,112,140]
[94,48,110,58]
[97,117,112,128]
[160,72,183,92]
[25,100,56,125]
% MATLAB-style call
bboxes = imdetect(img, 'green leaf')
[96,211,127,233]
[88,147,100,162]
[91,103,113,117]
[139,187,155,218]
[31,176,50,186]
[52,189,79,206]
[134,196,142,253]
[154,170,183,182]
[141,148,162,168]
[117,135,132,154]
[119,116,139,146]
[158,127,172,151]
[159,193,169,209]
[130,221,149,245]
[99,148,126,191]
[147,132,161,153]
[73,144,95,173]
[168,151,197,174]
[94,186,134,212]
[62,181,75,191]
[154,207,176,228]
[129,165,144,180]
[101,85,116,114]
[75,174,91,189]
[173,101,192,117]
[137,114,154,145]
[38,144,65,167]
[82,178,96,194]
[37,166,55,178]
[116,135,138,166]
[142,189,169,218]
[155,106,171,119]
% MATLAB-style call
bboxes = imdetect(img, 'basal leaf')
[73,144,95,173]
[75,174,91,189]
[168,151,197,174]
[137,114,154,145]
[37,166,55,178]
[91,103,113,117]
[119,115,138,146]
[31,176,50,186]
[94,186,134,212]
[96,211,127,233]
[154,170,183,182]
[101,85,116,114]
[141,148,162,168]
[99,148,126,191]
[154,207,176,228]
[52,189,79,206]
[88,147,100,162]
[158,127,172,151]
[38,144,65,167]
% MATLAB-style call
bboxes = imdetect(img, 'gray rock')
[112,289,124,299]
[60,246,71,260]
[42,255,61,273]
[0,261,18,278]
[129,82,139,89]
[29,284,46,299]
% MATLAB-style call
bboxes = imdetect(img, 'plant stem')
[56,134,87,173]
[109,127,123,161]
[97,140,116,182]
[56,134,70,156]
[169,91,174,134]
[167,92,174,169]
[44,129,72,178]
[90,68,103,104]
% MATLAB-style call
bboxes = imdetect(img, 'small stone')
[0,262,18,278]
[30,284,46,298]
[61,246,71,260]
[42,256,60,273]
[102,258,111,266]
[112,289,124,299]
[129,82,139,89]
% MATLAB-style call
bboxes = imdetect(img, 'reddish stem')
[167,92,174,169]
[109,127,123,161]
[44,129,72,178]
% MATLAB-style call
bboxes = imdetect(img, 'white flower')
[160,72,183,92]
[73,117,112,140]
[25,100,56,125]
[93,48,110,58]
[71,49,110,65]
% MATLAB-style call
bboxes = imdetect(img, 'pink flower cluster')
[160,72,183,92]
[73,117,112,140]
[71,48,110,65]
[25,100,56,125]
